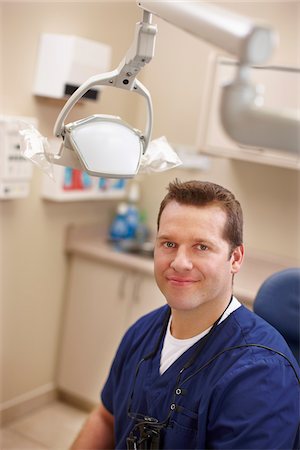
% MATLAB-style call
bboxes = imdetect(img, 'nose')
[170,246,193,272]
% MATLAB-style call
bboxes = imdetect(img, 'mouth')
[166,277,197,287]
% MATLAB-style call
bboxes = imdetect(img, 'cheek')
[154,260,164,290]
[154,252,170,274]
[195,255,228,275]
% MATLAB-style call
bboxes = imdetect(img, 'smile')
[166,277,197,287]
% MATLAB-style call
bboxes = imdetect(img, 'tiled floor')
[0,401,89,449]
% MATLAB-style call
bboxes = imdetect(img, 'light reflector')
[67,115,143,178]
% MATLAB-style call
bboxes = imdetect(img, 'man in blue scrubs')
[71,180,299,450]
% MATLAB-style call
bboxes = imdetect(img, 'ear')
[230,244,244,274]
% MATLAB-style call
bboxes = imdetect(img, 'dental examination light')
[52,10,157,178]
[53,1,299,179]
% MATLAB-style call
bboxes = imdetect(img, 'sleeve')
[100,355,117,415]
[207,355,300,450]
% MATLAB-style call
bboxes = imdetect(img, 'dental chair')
[253,268,300,364]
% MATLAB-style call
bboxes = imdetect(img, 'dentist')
[71,179,299,450]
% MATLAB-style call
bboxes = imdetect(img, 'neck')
[170,296,232,339]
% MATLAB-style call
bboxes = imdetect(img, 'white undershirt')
[159,297,241,375]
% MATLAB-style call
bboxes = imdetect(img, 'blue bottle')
[109,203,130,241]
[125,181,141,239]
[126,204,139,239]
[136,210,150,245]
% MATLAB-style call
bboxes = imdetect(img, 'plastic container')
[109,202,130,241]
[125,181,141,239]
[126,204,139,238]
[136,210,150,244]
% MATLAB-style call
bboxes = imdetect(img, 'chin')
[165,296,204,312]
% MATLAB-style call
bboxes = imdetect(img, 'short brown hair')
[157,179,243,253]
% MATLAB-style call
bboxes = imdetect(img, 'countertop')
[65,224,299,308]
[65,224,155,275]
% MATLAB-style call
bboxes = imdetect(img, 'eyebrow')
[156,234,172,241]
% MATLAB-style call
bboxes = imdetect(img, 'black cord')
[128,343,299,431]
[127,303,300,438]
[127,307,171,422]
[181,344,300,386]
[143,307,171,361]
[127,299,234,426]
[180,296,233,372]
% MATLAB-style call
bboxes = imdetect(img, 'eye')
[196,244,208,251]
[163,241,176,249]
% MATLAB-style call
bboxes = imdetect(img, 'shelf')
[41,165,127,202]
[42,189,126,202]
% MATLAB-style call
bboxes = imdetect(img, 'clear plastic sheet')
[18,121,55,179]
[138,136,182,174]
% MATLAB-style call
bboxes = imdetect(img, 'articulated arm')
[51,10,157,177]
[138,1,276,65]
[221,72,299,155]
[54,10,156,150]
[138,1,299,155]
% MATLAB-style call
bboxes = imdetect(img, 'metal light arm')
[138,1,275,65]
[221,69,299,154]
[53,71,153,151]
[116,10,157,90]
[54,10,157,151]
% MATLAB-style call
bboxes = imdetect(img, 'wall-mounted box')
[0,116,37,199]
[33,33,111,101]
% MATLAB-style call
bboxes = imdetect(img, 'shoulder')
[210,308,300,402]
[207,341,300,449]
[209,345,300,433]
[228,304,296,355]
[213,305,300,386]
[204,305,299,385]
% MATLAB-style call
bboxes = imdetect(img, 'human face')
[154,201,244,314]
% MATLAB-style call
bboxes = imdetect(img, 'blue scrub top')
[101,304,300,449]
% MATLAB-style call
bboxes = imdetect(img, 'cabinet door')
[57,256,129,404]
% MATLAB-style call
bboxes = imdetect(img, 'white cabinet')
[57,253,165,405]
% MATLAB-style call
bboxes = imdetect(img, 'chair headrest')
[253,268,300,360]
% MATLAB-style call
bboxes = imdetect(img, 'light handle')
[54,70,153,153]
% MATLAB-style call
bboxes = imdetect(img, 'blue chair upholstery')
[253,268,300,364]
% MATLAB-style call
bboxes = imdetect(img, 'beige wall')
[1,1,299,407]
[1,1,140,405]
[137,1,300,259]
